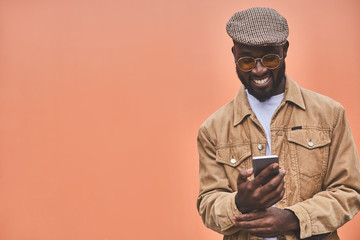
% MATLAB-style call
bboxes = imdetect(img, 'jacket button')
[308,141,314,147]
[230,158,237,164]
[258,144,264,151]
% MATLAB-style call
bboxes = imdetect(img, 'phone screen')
[252,155,279,185]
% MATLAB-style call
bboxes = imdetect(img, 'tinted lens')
[237,57,255,71]
[262,54,281,69]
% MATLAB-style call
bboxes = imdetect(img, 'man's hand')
[235,163,285,213]
[233,207,299,238]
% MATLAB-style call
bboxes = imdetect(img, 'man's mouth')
[252,76,270,86]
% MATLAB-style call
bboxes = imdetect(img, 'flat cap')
[226,7,289,46]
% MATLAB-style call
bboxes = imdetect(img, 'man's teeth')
[253,77,269,85]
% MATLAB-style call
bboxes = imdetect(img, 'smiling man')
[233,42,287,102]
[197,7,360,240]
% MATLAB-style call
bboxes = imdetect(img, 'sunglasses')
[236,54,283,72]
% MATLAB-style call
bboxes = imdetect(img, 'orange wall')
[0,1,359,239]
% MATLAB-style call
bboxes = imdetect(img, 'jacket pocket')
[216,144,251,167]
[215,144,251,190]
[287,129,331,200]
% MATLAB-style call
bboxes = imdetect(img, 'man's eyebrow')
[237,47,281,56]
[237,51,252,55]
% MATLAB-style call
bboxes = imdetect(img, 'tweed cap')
[226,7,289,46]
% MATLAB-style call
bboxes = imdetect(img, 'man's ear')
[283,41,289,58]
[231,46,235,57]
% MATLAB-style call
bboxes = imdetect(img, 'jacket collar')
[233,75,305,127]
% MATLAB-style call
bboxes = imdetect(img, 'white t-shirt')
[246,90,284,240]
[246,90,284,155]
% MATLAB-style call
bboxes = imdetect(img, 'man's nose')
[251,59,267,76]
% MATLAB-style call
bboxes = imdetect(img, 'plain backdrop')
[0,0,359,239]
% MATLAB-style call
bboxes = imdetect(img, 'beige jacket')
[197,77,360,240]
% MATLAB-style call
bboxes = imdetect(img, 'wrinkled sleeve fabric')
[196,127,243,235]
[285,105,360,239]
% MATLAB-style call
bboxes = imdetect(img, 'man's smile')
[252,76,271,86]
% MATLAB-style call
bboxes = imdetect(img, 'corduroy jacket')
[197,76,360,240]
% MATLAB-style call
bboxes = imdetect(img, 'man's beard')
[236,63,286,102]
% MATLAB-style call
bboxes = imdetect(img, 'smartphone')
[252,155,279,185]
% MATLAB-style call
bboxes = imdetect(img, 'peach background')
[0,0,359,239]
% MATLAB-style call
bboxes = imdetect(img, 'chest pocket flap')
[287,129,330,149]
[216,144,251,167]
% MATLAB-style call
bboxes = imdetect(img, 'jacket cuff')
[221,192,242,231]
[285,204,312,239]
[231,192,242,215]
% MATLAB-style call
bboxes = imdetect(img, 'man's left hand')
[233,207,299,238]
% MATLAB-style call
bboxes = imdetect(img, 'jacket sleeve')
[285,105,360,239]
[196,126,243,236]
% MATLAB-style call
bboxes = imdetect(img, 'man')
[197,7,360,240]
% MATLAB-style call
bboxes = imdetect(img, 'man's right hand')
[235,163,285,213]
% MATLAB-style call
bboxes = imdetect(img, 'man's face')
[233,41,289,102]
